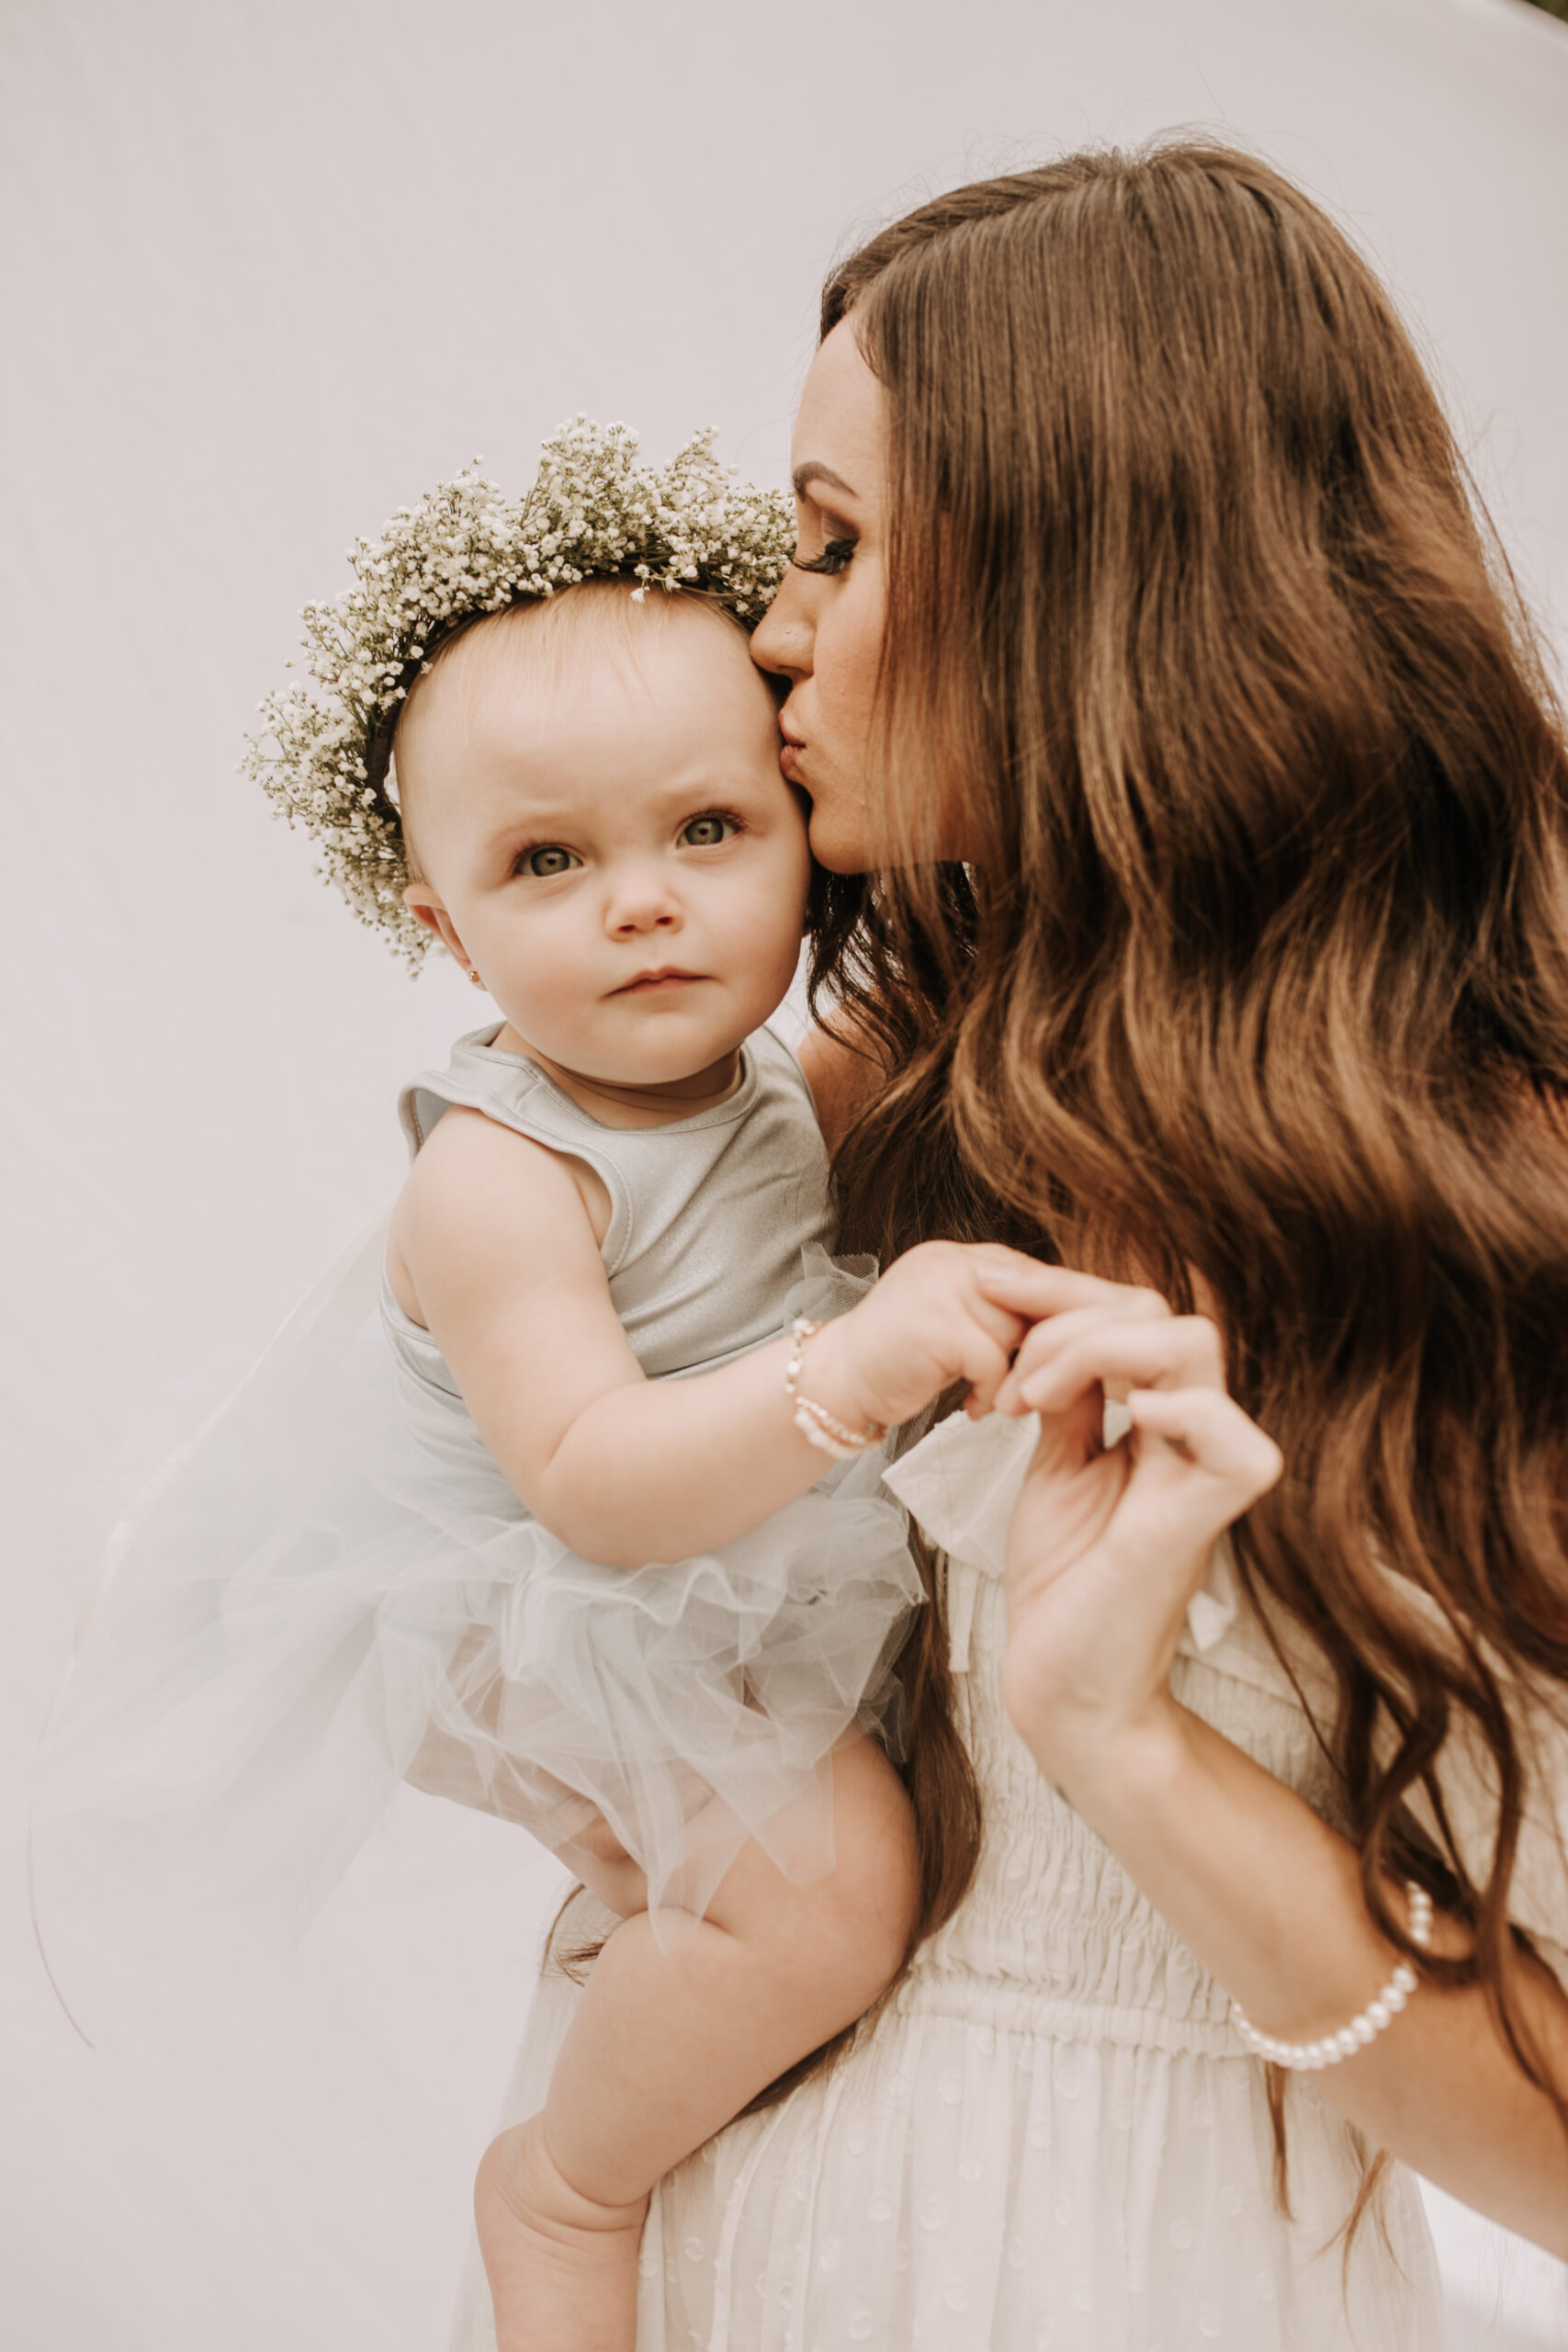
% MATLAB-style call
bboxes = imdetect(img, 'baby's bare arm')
[394,1109,844,1563]
[397,1107,1030,1566]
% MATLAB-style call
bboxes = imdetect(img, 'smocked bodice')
[901,1565,1343,2052]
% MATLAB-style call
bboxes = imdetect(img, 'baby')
[380,578,1029,2347]
[34,441,1036,2348]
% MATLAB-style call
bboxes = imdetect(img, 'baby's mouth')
[615,967,705,993]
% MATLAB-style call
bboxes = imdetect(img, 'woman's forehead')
[791,320,886,499]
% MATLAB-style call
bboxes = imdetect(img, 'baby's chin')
[496,1017,755,1102]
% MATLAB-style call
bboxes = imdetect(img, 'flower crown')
[242,419,795,967]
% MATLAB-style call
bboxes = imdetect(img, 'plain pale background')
[4,1,1567,2344]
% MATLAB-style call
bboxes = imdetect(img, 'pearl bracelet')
[1231,1881,1434,2071]
[784,1317,887,1461]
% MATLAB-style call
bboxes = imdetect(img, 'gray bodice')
[385,1023,836,1402]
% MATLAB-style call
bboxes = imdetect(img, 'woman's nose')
[750,571,812,682]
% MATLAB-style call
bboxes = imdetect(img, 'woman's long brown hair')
[811,138,1568,2211]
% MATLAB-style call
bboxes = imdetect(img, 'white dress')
[449,1410,1568,2351]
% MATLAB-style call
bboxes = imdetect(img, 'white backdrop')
[4,1,1568,2345]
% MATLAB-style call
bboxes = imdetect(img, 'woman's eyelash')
[791,535,856,578]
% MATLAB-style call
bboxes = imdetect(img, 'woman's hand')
[973,1264,1282,1798]
[972,1261,1568,2256]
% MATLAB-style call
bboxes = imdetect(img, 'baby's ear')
[401,883,468,967]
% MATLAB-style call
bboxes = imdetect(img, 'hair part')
[809,135,1568,2224]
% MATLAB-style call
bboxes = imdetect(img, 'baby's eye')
[679,814,738,848]
[519,844,579,877]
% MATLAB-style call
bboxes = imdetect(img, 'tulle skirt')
[34,1223,924,1950]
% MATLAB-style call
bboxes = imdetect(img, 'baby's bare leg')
[475,1734,918,2352]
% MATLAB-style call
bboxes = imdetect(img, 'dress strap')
[944,1552,984,1674]
[398,1026,634,1272]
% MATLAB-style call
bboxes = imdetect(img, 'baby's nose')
[605,869,682,933]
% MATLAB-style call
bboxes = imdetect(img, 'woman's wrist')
[1051,1701,1425,2043]
[1012,1687,1194,1832]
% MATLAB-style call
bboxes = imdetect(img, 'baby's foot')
[474,2110,647,2352]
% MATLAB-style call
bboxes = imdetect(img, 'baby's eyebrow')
[479,771,749,851]
[481,808,573,850]
[792,462,858,501]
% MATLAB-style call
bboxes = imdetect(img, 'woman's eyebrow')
[792,461,858,500]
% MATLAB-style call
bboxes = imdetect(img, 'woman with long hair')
[448,138,1568,2347]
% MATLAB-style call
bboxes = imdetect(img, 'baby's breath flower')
[241,421,790,967]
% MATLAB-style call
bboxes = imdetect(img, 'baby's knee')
[570,1813,632,1869]
[560,1813,649,1920]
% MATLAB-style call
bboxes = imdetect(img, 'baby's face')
[398,602,811,1089]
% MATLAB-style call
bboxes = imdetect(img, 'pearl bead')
[1227,1883,1430,2073]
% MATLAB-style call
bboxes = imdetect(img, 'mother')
[452,138,1568,2348]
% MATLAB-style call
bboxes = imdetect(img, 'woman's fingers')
[1126,1385,1283,1507]
[997,1313,1225,1419]
[992,1294,1175,1414]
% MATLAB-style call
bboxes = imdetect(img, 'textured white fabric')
[450,1408,1568,2350]
[454,1590,1444,2349]
[888,1413,1568,1994]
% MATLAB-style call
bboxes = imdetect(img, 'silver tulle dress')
[36,1023,922,1947]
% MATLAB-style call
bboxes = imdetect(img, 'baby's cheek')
[733,885,807,987]
[512,942,593,1050]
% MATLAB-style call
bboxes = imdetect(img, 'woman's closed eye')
[791,534,856,578]
[516,843,581,878]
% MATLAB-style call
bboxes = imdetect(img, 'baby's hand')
[800,1243,1035,1439]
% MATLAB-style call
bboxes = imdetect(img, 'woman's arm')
[394,1105,1026,1567]
[1075,1702,1568,2254]
[976,1259,1568,2258]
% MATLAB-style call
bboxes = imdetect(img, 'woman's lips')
[779,738,804,780]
